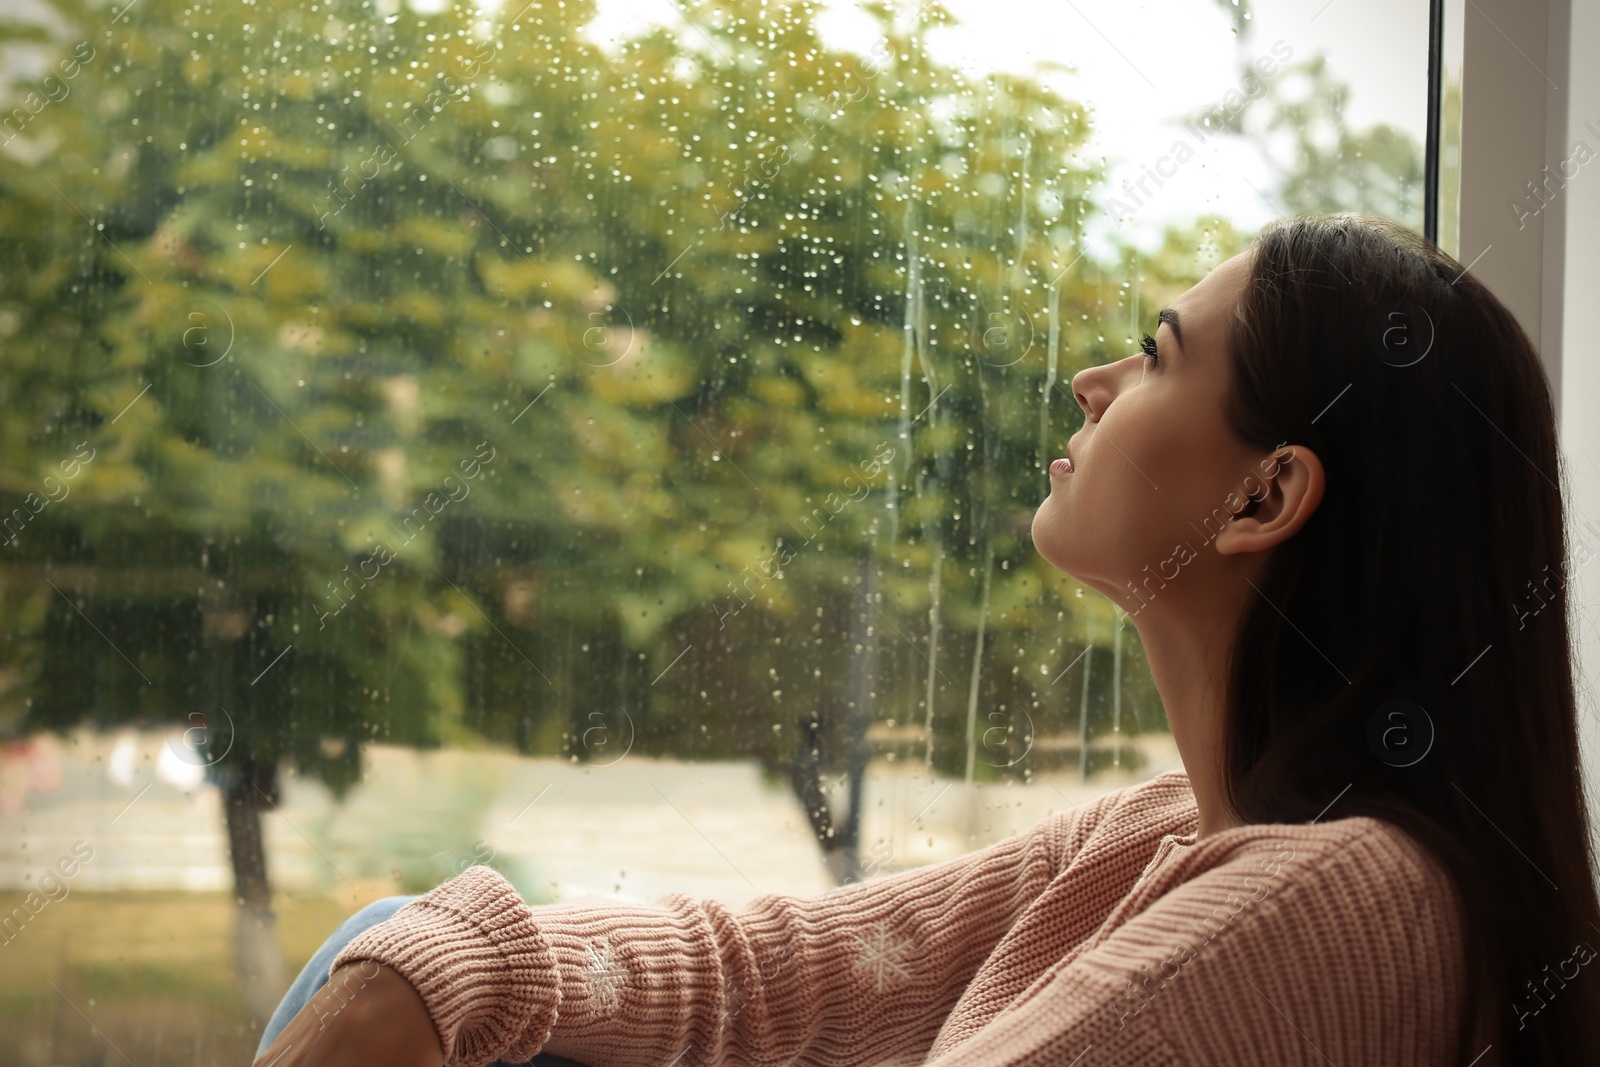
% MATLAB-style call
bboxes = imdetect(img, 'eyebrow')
[1158,308,1183,350]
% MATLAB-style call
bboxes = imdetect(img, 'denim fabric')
[256,895,589,1067]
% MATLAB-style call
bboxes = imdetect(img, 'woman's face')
[1031,249,1265,612]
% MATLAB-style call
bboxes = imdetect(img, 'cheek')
[1119,397,1189,481]
[1116,393,1235,527]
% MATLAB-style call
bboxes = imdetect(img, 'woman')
[254,212,1600,1066]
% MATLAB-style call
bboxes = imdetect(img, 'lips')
[1050,456,1073,476]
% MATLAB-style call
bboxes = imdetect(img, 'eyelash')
[1139,331,1160,368]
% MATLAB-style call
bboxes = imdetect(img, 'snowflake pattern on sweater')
[581,937,628,1012]
[850,919,916,993]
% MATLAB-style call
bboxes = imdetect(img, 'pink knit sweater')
[332,769,1486,1066]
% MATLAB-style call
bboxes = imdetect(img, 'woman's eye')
[1139,332,1160,367]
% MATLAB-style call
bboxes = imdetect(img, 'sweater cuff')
[330,865,560,1067]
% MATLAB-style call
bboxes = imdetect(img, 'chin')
[1031,497,1129,601]
[1030,498,1079,578]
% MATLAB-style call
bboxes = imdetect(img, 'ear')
[1213,444,1325,556]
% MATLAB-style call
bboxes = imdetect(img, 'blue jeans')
[258,896,589,1067]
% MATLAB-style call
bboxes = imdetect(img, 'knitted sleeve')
[328,785,1125,1067]
[915,817,1471,1067]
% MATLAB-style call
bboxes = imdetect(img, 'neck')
[1125,581,1253,842]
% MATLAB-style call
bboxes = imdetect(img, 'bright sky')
[2,0,1435,260]
[573,0,1435,258]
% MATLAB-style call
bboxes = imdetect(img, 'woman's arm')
[251,961,445,1067]
[913,818,1471,1067]
[327,784,1131,1067]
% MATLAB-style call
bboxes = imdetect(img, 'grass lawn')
[1,889,370,1066]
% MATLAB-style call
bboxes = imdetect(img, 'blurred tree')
[0,0,1113,995]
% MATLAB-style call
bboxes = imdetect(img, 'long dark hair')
[1218,211,1600,1063]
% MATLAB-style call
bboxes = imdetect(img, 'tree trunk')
[787,699,854,884]
[205,593,290,1026]
[786,726,836,836]
[779,568,877,887]
[222,753,276,907]
[836,557,876,882]
[222,753,289,1025]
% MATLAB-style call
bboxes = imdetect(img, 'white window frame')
[1451,0,1600,867]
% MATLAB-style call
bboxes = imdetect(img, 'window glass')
[0,0,1430,1057]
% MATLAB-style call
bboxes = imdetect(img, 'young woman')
[254,212,1600,1066]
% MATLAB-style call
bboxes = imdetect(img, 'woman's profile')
[252,212,1600,1066]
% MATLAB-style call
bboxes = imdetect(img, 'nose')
[1071,377,1093,421]
[1070,355,1139,425]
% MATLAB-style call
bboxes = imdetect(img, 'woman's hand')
[253,961,446,1067]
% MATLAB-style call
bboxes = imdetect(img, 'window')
[0,0,1439,1059]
